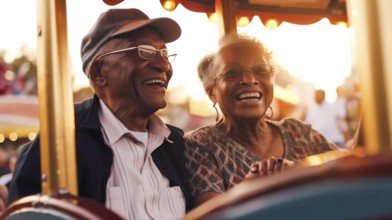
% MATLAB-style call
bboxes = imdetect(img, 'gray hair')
[197,33,276,94]
[197,53,215,93]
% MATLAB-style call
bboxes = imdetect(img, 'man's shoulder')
[74,98,94,113]
[166,124,184,136]
[73,97,95,124]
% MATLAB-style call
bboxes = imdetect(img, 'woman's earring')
[213,102,220,122]
[266,106,274,119]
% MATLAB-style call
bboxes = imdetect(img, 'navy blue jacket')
[8,96,192,210]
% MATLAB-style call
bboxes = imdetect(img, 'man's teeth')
[145,79,165,86]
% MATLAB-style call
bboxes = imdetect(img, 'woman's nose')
[240,69,258,84]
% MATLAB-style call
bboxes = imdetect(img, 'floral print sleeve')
[184,119,340,198]
[280,118,339,160]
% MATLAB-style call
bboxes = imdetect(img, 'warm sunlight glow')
[240,17,352,101]
[274,85,300,105]
[0,0,352,110]
[28,132,37,141]
[9,132,18,141]
[208,12,217,24]
[237,16,251,27]
[336,21,348,28]
[161,0,178,11]
[265,19,279,30]
[189,97,216,117]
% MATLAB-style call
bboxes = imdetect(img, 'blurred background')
[0,0,361,175]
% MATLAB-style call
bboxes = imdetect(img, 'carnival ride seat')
[183,150,392,220]
[0,192,122,220]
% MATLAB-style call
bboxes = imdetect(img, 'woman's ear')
[207,88,216,103]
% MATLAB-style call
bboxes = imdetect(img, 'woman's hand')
[245,157,294,179]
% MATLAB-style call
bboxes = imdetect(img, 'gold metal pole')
[346,0,392,154]
[215,0,237,37]
[35,0,78,195]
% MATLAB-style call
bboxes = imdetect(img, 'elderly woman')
[184,33,338,207]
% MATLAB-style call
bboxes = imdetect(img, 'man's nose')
[152,54,171,73]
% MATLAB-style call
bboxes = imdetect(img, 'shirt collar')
[98,99,170,145]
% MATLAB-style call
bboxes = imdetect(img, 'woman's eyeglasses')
[215,64,274,81]
[95,45,177,63]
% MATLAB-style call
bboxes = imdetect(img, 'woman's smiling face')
[212,43,275,121]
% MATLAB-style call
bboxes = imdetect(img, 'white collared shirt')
[98,99,186,220]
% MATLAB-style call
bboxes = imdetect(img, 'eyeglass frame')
[214,64,275,82]
[95,44,177,63]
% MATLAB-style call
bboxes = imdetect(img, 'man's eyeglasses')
[95,45,177,63]
[215,64,274,81]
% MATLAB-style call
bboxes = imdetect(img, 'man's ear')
[88,61,106,86]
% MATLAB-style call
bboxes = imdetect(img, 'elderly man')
[8,8,191,219]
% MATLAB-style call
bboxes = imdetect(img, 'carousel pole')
[35,0,78,195]
[214,0,237,37]
[347,0,392,154]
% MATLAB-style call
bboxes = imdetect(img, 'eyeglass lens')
[138,45,175,63]
[217,64,272,80]
[96,45,176,63]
